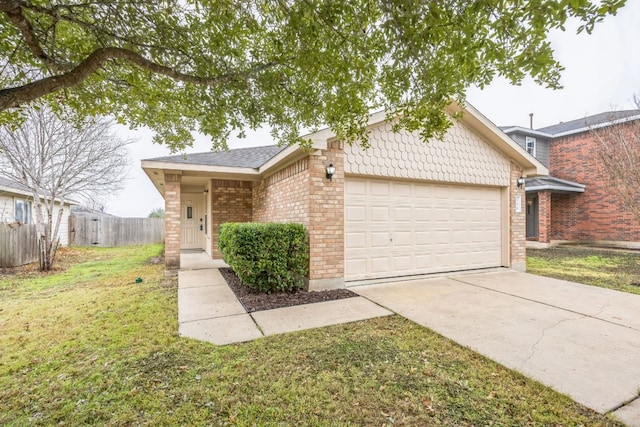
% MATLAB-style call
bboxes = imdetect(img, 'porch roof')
[525,176,585,194]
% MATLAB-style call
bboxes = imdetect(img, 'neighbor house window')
[525,136,536,157]
[15,199,31,224]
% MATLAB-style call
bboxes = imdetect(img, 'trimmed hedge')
[218,222,309,293]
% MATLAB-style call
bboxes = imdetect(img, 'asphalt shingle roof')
[147,145,287,168]
[525,176,585,193]
[536,110,640,135]
[0,177,31,193]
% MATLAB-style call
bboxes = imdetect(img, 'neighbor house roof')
[146,145,287,168]
[536,110,640,137]
[0,177,78,205]
[525,176,586,194]
[0,177,32,194]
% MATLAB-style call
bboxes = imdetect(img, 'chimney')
[529,113,534,129]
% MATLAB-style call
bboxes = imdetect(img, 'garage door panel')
[394,256,413,271]
[370,257,390,273]
[371,232,390,247]
[371,181,390,196]
[345,177,503,281]
[394,207,412,222]
[345,231,366,249]
[393,231,412,246]
[371,206,391,222]
[345,206,366,223]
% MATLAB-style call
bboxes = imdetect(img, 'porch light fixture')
[517,176,525,188]
[326,163,336,181]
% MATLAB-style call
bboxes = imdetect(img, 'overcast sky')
[107,2,640,217]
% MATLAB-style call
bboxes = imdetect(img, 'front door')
[526,195,539,239]
[181,193,204,250]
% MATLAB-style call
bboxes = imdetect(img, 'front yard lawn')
[0,245,621,426]
[527,246,640,295]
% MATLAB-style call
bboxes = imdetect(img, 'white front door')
[181,193,204,250]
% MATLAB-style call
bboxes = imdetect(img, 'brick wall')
[549,132,640,242]
[510,162,526,269]
[538,191,551,243]
[210,180,252,257]
[164,174,181,269]
[308,140,344,282]
[252,146,344,288]
[252,158,310,225]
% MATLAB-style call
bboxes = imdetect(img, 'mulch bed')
[219,268,357,312]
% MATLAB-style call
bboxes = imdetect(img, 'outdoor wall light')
[326,163,336,181]
[517,176,525,188]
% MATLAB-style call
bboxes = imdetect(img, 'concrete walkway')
[353,271,640,425]
[177,253,640,425]
[177,252,392,346]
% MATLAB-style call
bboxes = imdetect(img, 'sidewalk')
[177,252,392,345]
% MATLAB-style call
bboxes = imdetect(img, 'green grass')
[0,246,622,426]
[527,246,640,295]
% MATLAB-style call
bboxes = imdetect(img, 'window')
[15,199,31,224]
[187,206,193,219]
[525,136,536,157]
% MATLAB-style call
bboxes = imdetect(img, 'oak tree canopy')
[0,0,626,151]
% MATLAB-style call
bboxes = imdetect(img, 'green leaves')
[218,222,309,293]
[0,0,627,151]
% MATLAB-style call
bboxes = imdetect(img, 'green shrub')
[218,222,309,293]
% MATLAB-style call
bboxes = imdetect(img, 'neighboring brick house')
[142,103,546,290]
[502,109,640,248]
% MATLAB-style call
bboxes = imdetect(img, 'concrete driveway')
[353,271,640,423]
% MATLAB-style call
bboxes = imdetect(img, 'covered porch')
[525,176,586,247]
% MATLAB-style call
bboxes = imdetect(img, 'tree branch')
[0,46,282,111]
[1,0,62,71]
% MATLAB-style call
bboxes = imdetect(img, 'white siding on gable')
[344,118,511,186]
[55,204,71,246]
[0,194,14,223]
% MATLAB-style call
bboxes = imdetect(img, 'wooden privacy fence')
[0,223,38,267]
[69,216,164,247]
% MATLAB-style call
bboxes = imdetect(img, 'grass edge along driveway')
[527,246,640,296]
[0,245,623,426]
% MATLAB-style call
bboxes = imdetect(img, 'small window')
[187,206,193,219]
[15,199,31,224]
[525,136,536,157]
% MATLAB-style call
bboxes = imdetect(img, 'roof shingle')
[536,110,640,135]
[146,145,287,168]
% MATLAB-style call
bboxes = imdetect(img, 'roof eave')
[501,126,554,138]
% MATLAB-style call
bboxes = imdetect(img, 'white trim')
[501,126,553,138]
[526,184,585,193]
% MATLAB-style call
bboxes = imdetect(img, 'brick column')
[510,163,526,271]
[164,173,181,270]
[538,191,552,244]
[307,140,345,290]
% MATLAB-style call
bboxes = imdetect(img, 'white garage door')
[345,177,503,282]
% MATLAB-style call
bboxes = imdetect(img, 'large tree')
[0,108,130,270]
[0,0,626,151]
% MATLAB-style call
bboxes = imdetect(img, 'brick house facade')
[503,110,640,248]
[143,103,546,289]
